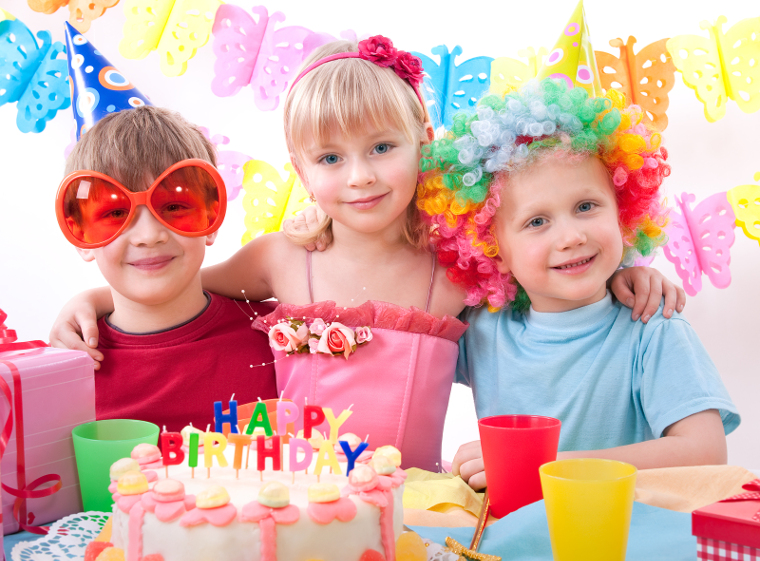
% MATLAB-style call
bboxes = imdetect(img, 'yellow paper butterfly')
[27,0,118,32]
[241,160,312,246]
[119,0,222,77]
[490,47,547,96]
[595,37,676,131]
[667,16,760,122]
[727,172,760,247]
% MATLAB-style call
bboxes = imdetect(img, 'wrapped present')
[0,309,95,535]
[692,479,760,560]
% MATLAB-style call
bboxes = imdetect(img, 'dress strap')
[307,250,314,304]
[425,250,435,314]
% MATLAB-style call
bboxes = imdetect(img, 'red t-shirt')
[95,292,277,432]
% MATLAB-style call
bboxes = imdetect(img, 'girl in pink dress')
[51,36,682,471]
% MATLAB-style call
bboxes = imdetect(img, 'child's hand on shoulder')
[609,266,686,323]
[49,289,106,370]
[451,440,486,491]
[282,205,331,251]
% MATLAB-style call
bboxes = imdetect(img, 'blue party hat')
[64,21,151,139]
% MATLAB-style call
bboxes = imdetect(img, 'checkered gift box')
[693,479,760,561]
[697,536,760,561]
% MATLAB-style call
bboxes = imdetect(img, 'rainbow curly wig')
[417,78,670,311]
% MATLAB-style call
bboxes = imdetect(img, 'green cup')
[72,419,159,512]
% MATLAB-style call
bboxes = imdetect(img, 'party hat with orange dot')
[536,0,602,96]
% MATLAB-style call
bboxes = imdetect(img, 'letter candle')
[161,432,185,477]
[324,408,353,443]
[246,402,273,436]
[277,401,300,437]
[204,432,228,478]
[303,405,326,439]
[257,435,282,480]
[188,432,199,478]
[228,434,252,479]
[339,440,369,476]
[289,437,313,478]
[314,440,342,477]
[214,399,240,434]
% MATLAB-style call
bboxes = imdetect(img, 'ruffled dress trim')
[252,301,467,343]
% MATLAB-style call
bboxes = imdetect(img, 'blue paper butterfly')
[0,18,71,133]
[412,45,493,129]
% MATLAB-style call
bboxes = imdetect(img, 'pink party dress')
[252,251,468,471]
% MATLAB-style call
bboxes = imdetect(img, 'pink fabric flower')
[317,322,356,359]
[309,318,327,336]
[358,35,397,67]
[269,322,308,353]
[308,338,320,354]
[393,51,424,88]
[355,326,373,344]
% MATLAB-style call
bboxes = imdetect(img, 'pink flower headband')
[289,35,426,108]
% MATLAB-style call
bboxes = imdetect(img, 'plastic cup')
[72,419,160,512]
[540,459,637,561]
[478,415,561,518]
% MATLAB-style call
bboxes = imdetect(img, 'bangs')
[65,107,216,192]
[286,58,425,158]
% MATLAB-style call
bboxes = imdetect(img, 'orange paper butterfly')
[595,36,676,131]
[27,0,119,32]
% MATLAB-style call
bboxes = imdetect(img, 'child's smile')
[494,156,624,312]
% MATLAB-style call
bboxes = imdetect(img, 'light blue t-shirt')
[457,292,739,452]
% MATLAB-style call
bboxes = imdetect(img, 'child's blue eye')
[374,143,390,154]
[529,217,545,228]
[323,154,339,165]
[578,202,594,212]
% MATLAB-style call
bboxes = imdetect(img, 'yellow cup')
[539,459,637,561]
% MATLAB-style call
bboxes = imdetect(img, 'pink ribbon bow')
[720,479,760,522]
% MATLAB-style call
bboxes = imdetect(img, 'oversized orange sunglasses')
[55,159,227,249]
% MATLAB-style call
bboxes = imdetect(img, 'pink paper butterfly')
[662,192,736,296]
[211,5,349,111]
[199,126,251,201]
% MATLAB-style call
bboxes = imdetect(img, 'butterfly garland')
[662,173,760,296]
[119,0,222,77]
[241,160,311,245]
[211,5,353,111]
[27,0,118,33]
[595,37,675,131]
[198,126,251,201]
[667,16,760,123]
[490,47,547,97]
[412,45,493,129]
[0,13,71,133]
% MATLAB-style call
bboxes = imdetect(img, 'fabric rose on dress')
[358,35,397,67]
[309,318,327,336]
[317,322,356,359]
[269,322,308,353]
[393,51,424,88]
[308,338,320,354]
[355,326,373,344]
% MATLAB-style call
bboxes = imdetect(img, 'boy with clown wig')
[417,77,739,490]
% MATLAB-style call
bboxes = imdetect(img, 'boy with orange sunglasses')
[54,106,277,431]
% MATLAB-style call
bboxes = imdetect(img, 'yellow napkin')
[402,465,758,528]
[402,468,484,517]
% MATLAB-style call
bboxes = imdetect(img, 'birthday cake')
[88,401,407,561]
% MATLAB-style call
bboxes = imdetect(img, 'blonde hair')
[65,106,217,192]
[283,40,430,249]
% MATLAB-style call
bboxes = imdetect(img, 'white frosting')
[110,444,404,561]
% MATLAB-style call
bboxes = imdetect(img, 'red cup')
[479,415,561,518]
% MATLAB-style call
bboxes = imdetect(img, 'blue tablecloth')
[4,501,695,561]
[3,530,36,560]
[411,500,695,561]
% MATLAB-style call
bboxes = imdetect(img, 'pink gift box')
[0,345,95,534]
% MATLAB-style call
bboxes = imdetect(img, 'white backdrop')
[1,0,758,467]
